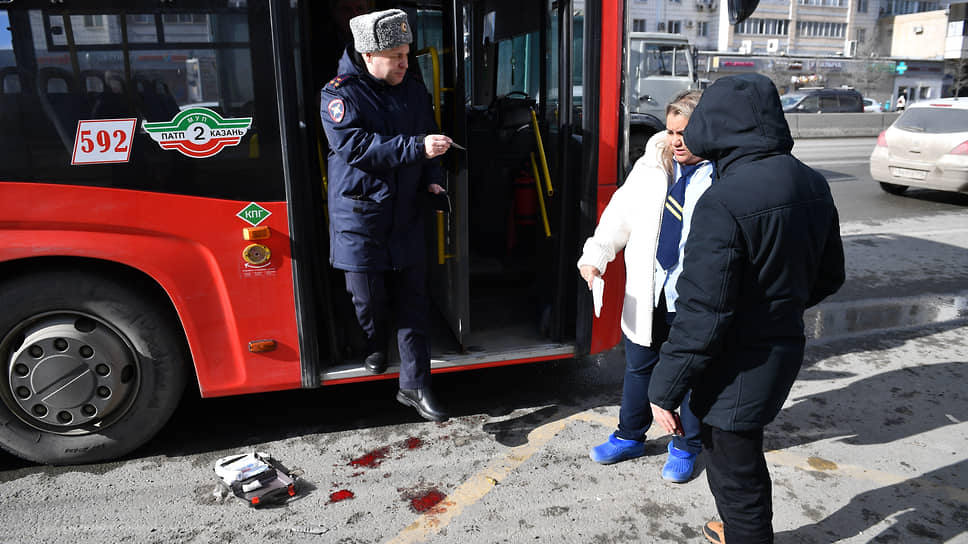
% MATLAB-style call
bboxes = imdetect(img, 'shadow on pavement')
[767,360,968,451]
[0,348,627,474]
[775,458,968,543]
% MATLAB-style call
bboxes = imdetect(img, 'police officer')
[320,9,452,422]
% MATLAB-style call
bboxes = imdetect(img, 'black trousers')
[701,424,774,543]
[344,264,430,390]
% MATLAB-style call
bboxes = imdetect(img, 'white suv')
[869,98,968,195]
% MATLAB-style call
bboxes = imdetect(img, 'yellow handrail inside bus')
[530,108,554,197]
[416,46,442,128]
[436,211,455,264]
[416,46,458,264]
[530,153,551,238]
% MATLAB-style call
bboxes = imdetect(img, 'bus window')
[127,14,160,43]
[0,2,284,202]
[413,9,444,89]
[495,31,540,99]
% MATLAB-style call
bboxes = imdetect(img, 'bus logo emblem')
[237,202,272,226]
[143,107,252,158]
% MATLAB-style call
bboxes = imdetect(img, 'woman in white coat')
[577,90,709,482]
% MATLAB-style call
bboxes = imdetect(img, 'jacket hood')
[683,74,794,176]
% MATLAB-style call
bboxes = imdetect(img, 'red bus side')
[0,182,302,397]
[591,1,626,355]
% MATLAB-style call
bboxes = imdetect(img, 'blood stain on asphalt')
[349,447,389,468]
[410,488,446,513]
[329,489,355,503]
[404,437,423,450]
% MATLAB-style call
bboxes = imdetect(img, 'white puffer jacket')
[577,132,668,347]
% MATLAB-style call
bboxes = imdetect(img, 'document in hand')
[592,276,604,318]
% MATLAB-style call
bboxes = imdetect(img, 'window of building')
[127,14,159,43]
[884,1,942,15]
[796,21,847,38]
[633,19,647,32]
[162,13,207,24]
[657,22,666,31]
[856,27,866,43]
[667,20,681,33]
[83,15,107,28]
[735,18,790,36]
[73,15,120,44]
[857,0,869,12]
[697,21,708,37]
[798,0,847,5]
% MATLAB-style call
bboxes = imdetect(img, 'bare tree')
[954,59,968,97]
[850,41,894,106]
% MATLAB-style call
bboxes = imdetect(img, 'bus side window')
[0,66,31,169]
[37,66,88,151]
[0,3,284,202]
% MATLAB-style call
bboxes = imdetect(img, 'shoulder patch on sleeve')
[327,98,346,123]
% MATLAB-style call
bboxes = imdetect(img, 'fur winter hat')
[350,9,412,53]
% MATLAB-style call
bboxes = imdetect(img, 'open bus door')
[302,0,589,382]
[416,0,585,361]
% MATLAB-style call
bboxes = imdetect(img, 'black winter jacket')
[648,74,846,431]
[320,50,442,272]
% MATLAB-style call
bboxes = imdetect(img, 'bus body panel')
[588,184,627,355]
[0,183,302,397]
[590,1,625,355]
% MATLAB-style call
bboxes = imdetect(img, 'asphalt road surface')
[2,138,967,544]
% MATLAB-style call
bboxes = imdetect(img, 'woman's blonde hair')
[659,89,703,176]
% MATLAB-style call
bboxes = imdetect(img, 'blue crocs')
[661,440,697,482]
[590,433,646,464]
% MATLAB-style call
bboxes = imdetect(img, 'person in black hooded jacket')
[647,74,845,543]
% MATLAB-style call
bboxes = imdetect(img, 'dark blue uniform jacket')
[320,50,442,271]
[648,74,846,431]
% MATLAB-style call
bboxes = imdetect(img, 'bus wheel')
[0,269,187,465]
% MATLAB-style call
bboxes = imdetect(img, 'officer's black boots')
[397,388,448,422]
[364,351,388,374]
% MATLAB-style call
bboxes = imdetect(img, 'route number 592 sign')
[71,118,138,165]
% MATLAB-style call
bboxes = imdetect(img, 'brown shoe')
[703,521,725,543]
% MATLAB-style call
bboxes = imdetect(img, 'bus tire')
[0,268,188,465]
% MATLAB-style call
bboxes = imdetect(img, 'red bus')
[0,0,756,464]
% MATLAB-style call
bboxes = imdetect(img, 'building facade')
[621,0,964,107]
[625,0,945,57]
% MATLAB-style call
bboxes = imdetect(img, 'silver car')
[870,97,968,195]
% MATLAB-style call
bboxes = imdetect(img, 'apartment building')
[625,0,944,57]
[622,0,965,104]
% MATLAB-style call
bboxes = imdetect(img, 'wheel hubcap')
[4,315,139,434]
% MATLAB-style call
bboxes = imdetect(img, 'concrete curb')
[787,112,901,138]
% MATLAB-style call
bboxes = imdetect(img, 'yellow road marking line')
[385,411,614,543]
[387,409,967,544]
[766,450,968,503]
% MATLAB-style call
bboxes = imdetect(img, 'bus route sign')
[143,107,252,159]
[71,118,138,165]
